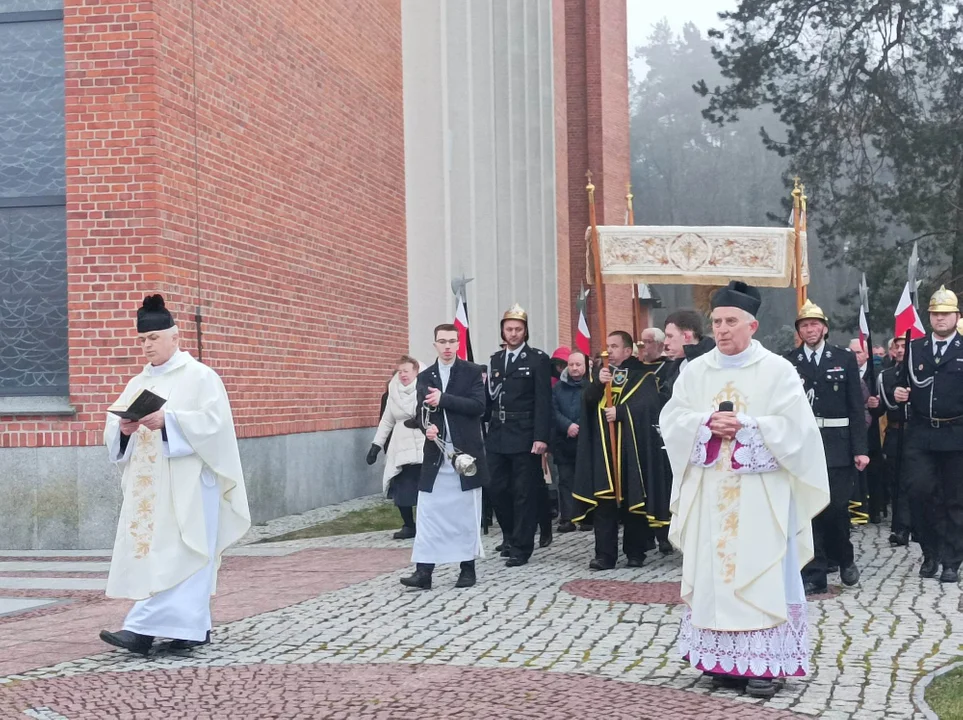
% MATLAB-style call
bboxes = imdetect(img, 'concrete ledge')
[0,427,380,550]
[0,396,75,417]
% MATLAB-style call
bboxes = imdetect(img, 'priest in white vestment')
[660,281,830,698]
[100,294,251,656]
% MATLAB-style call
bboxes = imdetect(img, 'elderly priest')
[100,295,251,655]
[660,281,830,699]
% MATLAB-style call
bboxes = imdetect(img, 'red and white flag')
[575,306,591,355]
[453,292,474,361]
[894,282,925,339]
[858,305,870,351]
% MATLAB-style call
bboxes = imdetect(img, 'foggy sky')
[627,0,735,54]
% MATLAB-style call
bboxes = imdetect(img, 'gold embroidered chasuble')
[661,341,830,632]
[104,352,251,601]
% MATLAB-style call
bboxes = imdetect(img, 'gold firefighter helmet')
[928,285,959,313]
[502,303,528,324]
[795,298,828,326]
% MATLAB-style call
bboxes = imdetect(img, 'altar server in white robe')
[660,281,830,699]
[401,323,489,590]
[100,294,251,655]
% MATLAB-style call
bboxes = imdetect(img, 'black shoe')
[940,567,960,584]
[539,531,553,548]
[803,581,827,596]
[400,568,432,590]
[505,556,529,568]
[840,562,860,586]
[99,629,153,656]
[495,542,507,552]
[169,631,211,651]
[455,563,476,588]
[890,530,909,546]
[499,547,512,558]
[658,539,674,555]
[920,557,939,578]
[589,558,615,571]
[392,525,416,540]
[827,564,839,574]
[626,556,645,568]
[557,521,576,533]
[708,673,748,690]
[578,523,593,532]
[745,678,778,698]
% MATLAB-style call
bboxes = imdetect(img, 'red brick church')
[0,0,631,549]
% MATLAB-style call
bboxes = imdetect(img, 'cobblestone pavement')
[0,519,958,719]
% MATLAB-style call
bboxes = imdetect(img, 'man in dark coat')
[400,323,489,591]
[552,350,587,532]
[662,309,716,395]
[785,300,869,595]
[895,287,963,583]
[573,331,667,569]
[876,336,911,545]
[486,304,553,567]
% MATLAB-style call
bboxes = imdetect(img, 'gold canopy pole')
[792,177,805,311]
[627,183,642,343]
[587,171,621,505]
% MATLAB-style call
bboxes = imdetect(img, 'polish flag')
[858,305,870,351]
[575,306,591,355]
[893,282,925,340]
[454,293,474,361]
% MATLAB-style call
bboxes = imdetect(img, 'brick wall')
[558,0,632,352]
[0,0,406,448]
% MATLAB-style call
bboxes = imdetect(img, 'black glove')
[365,444,380,465]
[403,418,420,430]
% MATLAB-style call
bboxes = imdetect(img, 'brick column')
[556,0,632,351]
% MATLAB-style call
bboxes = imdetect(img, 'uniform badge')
[825,350,833,358]
[919,364,924,371]
[520,352,527,360]
[834,384,839,392]
[797,353,804,362]
[494,371,500,378]
[613,368,628,385]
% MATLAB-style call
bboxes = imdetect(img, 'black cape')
[572,357,669,524]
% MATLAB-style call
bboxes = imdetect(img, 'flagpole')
[587,171,621,505]
[892,242,919,534]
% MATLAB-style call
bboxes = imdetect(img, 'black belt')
[496,410,533,422]
[924,415,963,428]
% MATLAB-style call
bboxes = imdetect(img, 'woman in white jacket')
[366,355,425,539]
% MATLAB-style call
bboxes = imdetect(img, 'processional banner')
[589,225,810,288]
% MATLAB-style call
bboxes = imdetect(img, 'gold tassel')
[692,285,722,317]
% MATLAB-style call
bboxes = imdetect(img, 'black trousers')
[883,443,912,533]
[593,499,651,565]
[488,450,543,560]
[556,461,576,523]
[803,465,856,587]
[908,447,963,568]
[416,561,473,574]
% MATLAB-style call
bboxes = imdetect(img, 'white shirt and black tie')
[933,333,956,361]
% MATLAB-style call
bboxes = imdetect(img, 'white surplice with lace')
[660,340,830,677]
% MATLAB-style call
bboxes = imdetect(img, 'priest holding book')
[99,295,251,655]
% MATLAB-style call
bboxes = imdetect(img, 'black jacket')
[903,334,963,452]
[785,343,868,467]
[485,344,553,454]
[551,369,586,463]
[662,337,716,397]
[416,359,490,492]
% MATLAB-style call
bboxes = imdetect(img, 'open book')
[108,389,167,421]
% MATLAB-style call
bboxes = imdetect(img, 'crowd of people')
[366,281,963,699]
[95,282,963,703]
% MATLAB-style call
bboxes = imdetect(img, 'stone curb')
[913,660,963,720]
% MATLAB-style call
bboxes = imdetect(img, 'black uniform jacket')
[904,334,963,452]
[784,343,868,468]
[485,344,553,455]
[876,362,906,454]
[572,356,668,522]
[661,337,716,398]
[416,359,490,492]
